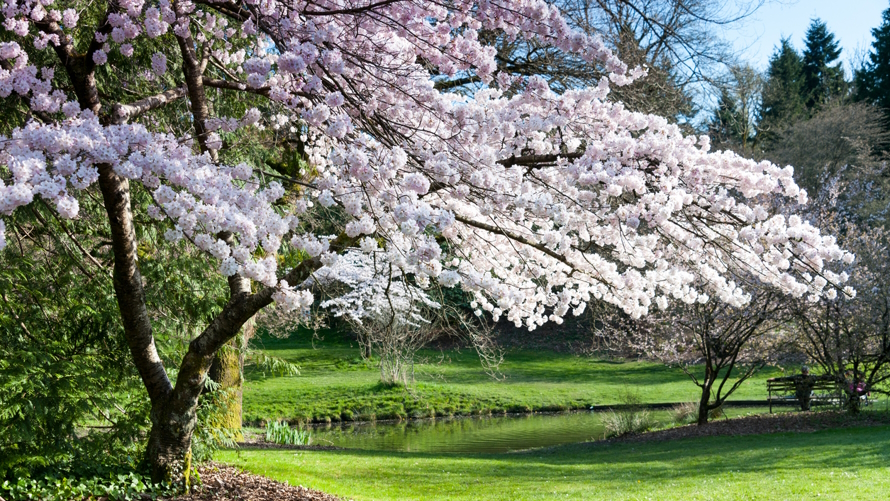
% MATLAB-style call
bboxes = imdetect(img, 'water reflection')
[308,411,670,453]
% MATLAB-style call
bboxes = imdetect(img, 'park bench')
[766,375,840,413]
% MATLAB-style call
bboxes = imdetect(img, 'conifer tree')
[760,38,806,144]
[855,6,890,112]
[710,88,744,148]
[801,19,846,110]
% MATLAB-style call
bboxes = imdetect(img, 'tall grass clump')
[671,401,725,424]
[602,389,654,438]
[671,401,698,424]
[264,421,310,445]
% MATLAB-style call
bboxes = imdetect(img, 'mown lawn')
[244,329,785,424]
[219,424,890,500]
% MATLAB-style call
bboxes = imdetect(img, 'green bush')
[0,471,174,501]
[191,378,240,462]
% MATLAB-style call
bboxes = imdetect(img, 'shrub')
[601,389,655,438]
[671,401,725,424]
[672,401,698,424]
[602,409,655,438]
[0,471,174,501]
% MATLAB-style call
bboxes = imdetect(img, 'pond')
[303,407,778,453]
[306,410,668,453]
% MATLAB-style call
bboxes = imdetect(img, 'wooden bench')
[767,375,840,413]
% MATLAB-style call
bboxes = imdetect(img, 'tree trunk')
[846,391,861,414]
[697,384,712,425]
[145,401,197,482]
[36,16,316,485]
[208,317,255,439]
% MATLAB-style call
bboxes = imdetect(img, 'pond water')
[307,410,674,453]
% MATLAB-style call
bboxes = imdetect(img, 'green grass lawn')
[218,424,890,500]
[244,329,785,424]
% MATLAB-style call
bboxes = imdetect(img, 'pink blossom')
[325,91,345,108]
[144,8,168,38]
[62,8,78,28]
[151,53,166,75]
[0,0,854,326]
[92,50,107,65]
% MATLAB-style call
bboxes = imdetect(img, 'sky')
[733,0,889,73]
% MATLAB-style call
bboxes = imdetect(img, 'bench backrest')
[767,376,838,393]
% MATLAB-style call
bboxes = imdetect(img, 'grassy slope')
[244,329,784,424]
[218,424,890,500]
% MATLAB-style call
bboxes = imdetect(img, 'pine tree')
[854,6,890,111]
[710,65,762,154]
[759,38,805,144]
[710,88,745,148]
[801,19,846,110]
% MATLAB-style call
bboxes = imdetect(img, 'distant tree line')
[709,15,890,195]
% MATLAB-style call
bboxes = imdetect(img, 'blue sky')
[733,0,888,73]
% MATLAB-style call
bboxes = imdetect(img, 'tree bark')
[846,388,862,414]
[697,382,712,425]
[208,316,256,439]
[140,246,330,481]
[145,401,196,483]
[97,164,173,404]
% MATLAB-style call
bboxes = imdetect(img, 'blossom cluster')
[0,112,304,309]
[0,0,855,326]
[308,249,441,327]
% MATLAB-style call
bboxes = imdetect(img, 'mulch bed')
[607,410,890,445]
[160,463,343,501]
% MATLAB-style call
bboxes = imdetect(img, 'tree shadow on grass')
[292,424,890,485]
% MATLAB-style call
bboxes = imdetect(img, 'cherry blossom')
[0,0,853,328]
[309,249,440,326]
[151,52,167,75]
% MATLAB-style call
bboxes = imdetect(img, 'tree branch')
[302,0,404,16]
[497,152,583,167]
[110,87,187,124]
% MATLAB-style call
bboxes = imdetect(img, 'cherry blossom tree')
[789,173,890,414]
[590,276,787,425]
[661,286,784,425]
[0,0,853,481]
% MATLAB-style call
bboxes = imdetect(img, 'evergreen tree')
[801,19,846,110]
[710,65,763,154]
[759,38,805,144]
[854,6,890,111]
[710,88,745,148]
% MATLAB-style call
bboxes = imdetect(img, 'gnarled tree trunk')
[697,378,713,425]
[34,6,344,484]
[207,317,256,439]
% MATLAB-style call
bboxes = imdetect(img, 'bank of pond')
[266,406,784,453]
[243,330,793,425]
[222,413,890,501]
